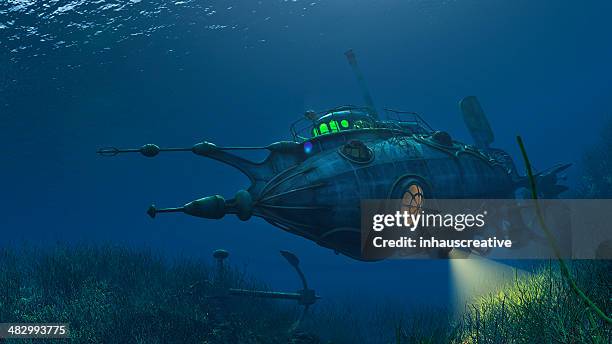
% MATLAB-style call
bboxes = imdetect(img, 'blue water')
[2,0,611,310]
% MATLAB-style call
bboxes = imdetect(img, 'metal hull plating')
[249,129,516,260]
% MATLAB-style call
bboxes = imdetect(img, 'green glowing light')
[319,123,329,135]
[329,120,339,133]
[341,119,350,128]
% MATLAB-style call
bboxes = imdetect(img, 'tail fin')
[517,163,572,198]
[460,96,494,148]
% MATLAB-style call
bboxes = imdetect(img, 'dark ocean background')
[2,0,611,312]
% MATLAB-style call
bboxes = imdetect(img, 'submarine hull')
[251,129,516,260]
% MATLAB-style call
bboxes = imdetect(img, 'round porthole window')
[401,184,424,216]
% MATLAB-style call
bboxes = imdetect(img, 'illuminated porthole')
[329,120,339,133]
[319,123,329,135]
[401,184,423,216]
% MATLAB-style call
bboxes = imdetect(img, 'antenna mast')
[345,49,378,119]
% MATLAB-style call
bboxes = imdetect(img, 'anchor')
[210,249,320,330]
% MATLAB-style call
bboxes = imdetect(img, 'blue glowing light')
[303,141,313,154]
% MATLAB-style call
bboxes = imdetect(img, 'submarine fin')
[516,162,573,198]
[459,96,494,148]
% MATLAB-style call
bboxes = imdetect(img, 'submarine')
[98,50,570,261]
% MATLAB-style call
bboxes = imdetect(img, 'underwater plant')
[517,135,611,325]
[0,245,300,344]
[312,258,610,344]
[0,243,608,343]
[578,117,612,198]
[456,261,611,344]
